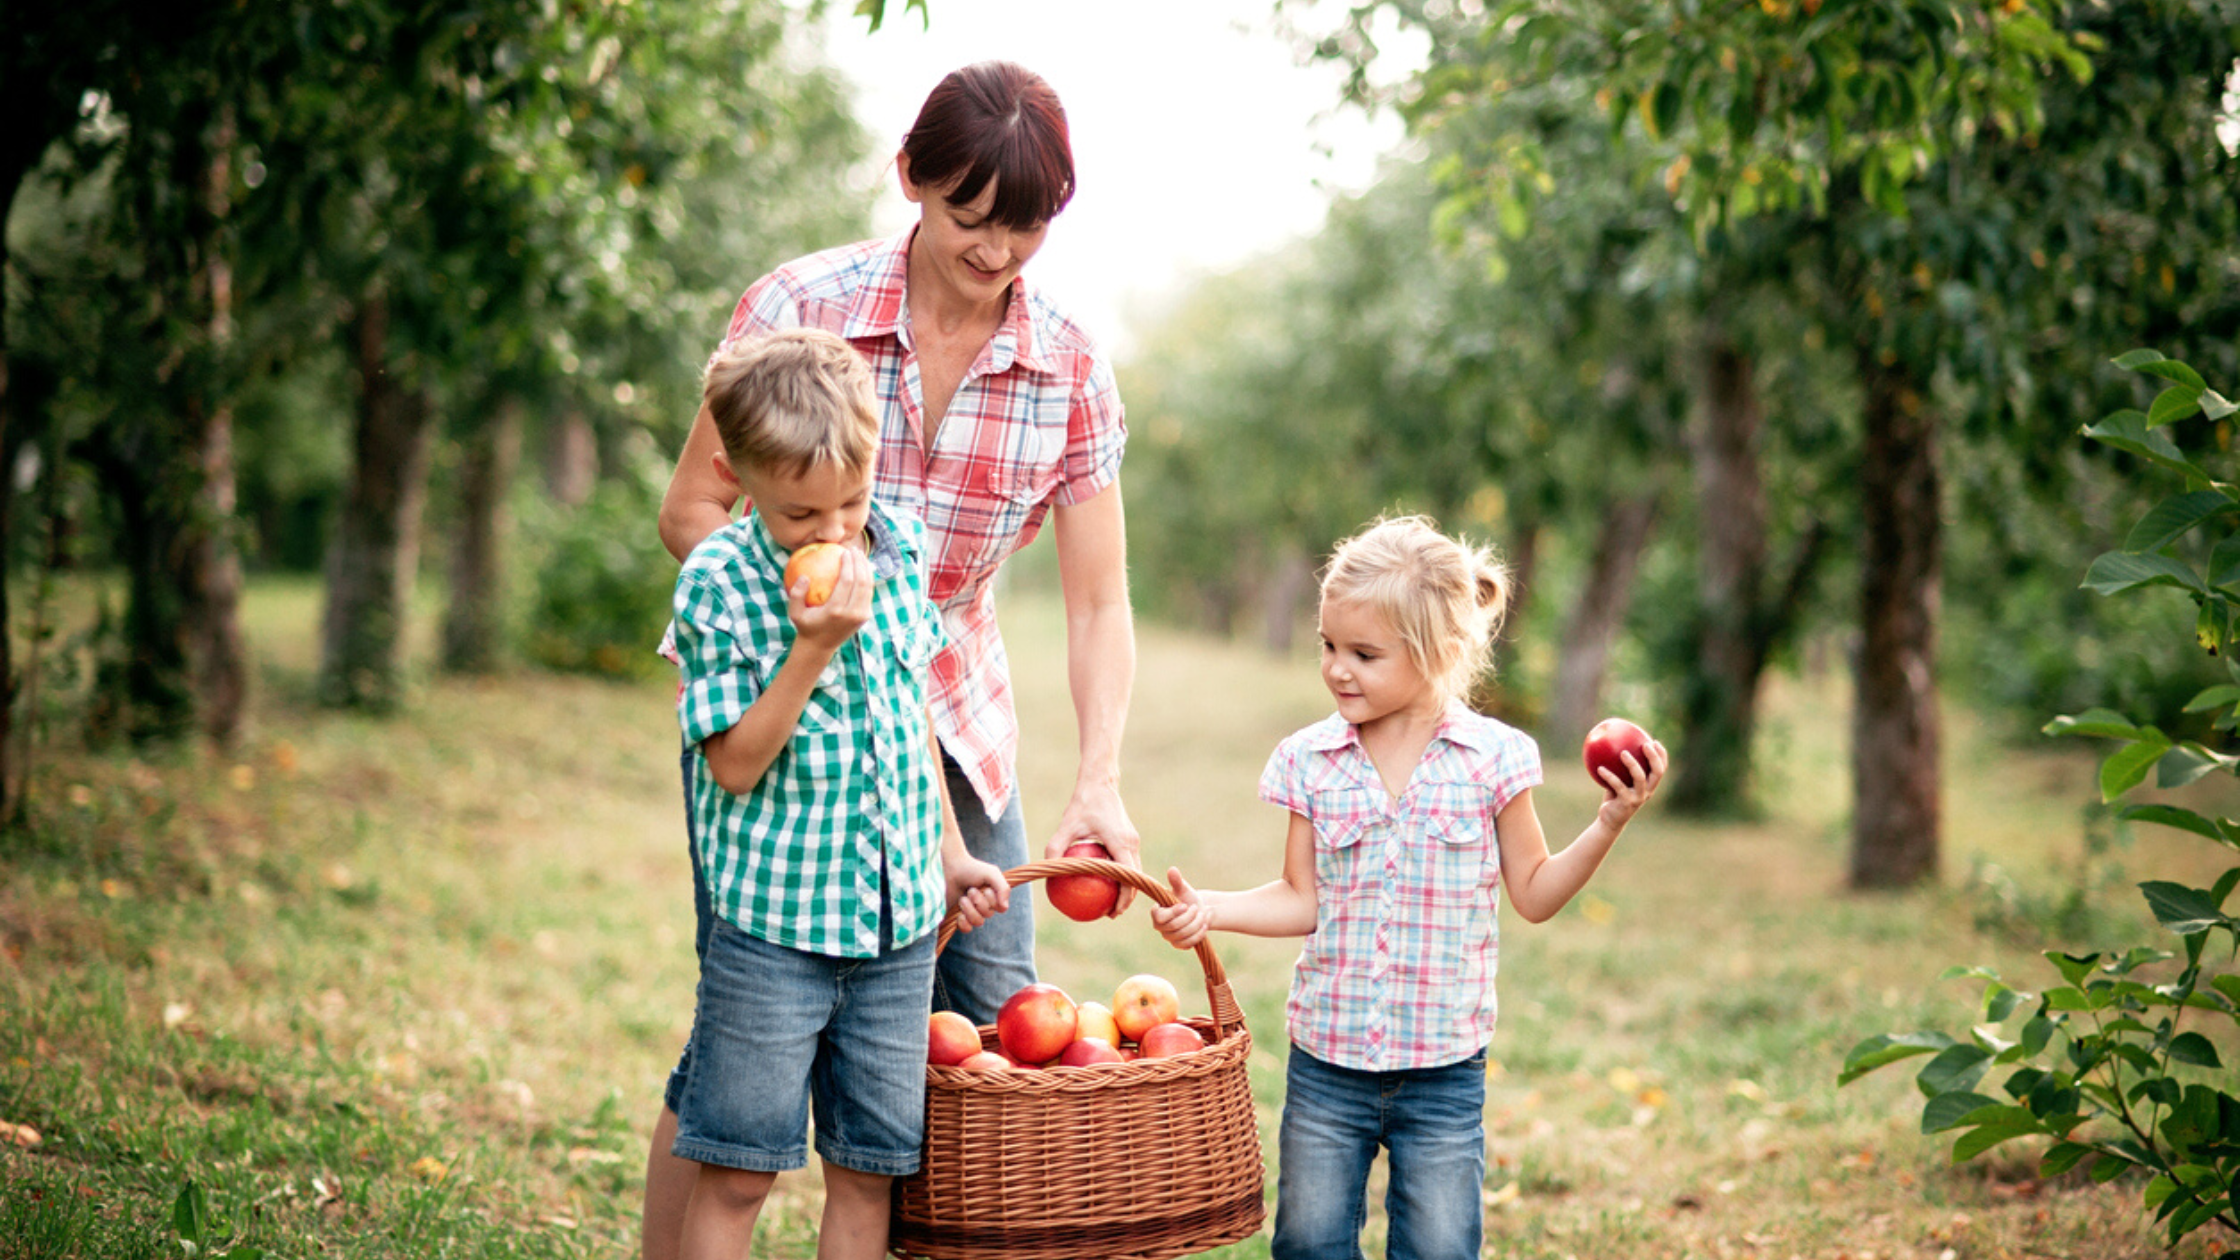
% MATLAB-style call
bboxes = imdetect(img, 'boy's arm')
[933,714,1011,931]
[695,549,874,797]
[1151,811,1319,949]
[1496,740,1668,924]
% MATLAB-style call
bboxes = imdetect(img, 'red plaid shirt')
[717,228,1127,821]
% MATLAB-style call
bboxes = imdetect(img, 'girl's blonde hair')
[1320,515,1512,705]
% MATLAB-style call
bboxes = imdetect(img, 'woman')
[643,61,1140,1260]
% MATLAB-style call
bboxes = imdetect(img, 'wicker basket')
[890,857,1267,1260]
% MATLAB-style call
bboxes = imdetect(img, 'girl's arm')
[659,404,741,563]
[1496,741,1668,924]
[1151,811,1319,949]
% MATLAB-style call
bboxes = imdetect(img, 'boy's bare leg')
[815,1163,893,1260]
[678,1163,776,1260]
[640,1104,696,1260]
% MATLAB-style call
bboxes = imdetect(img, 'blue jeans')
[671,918,938,1176]
[665,747,1036,1113]
[1271,1045,1489,1260]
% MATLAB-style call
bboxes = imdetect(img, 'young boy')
[666,327,1011,1260]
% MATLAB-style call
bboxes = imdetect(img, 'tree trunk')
[544,409,597,507]
[441,398,523,673]
[1259,543,1314,656]
[183,111,247,745]
[1669,336,1770,814]
[1546,487,1662,751]
[1849,353,1942,889]
[320,294,437,710]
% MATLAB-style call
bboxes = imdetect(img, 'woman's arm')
[660,403,742,563]
[1045,481,1142,872]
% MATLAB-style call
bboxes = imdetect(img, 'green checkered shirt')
[671,502,948,958]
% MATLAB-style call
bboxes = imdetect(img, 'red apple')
[1138,1022,1207,1058]
[995,983,1078,1066]
[783,542,845,607]
[1112,973,1181,1043]
[1046,841,1121,921]
[1059,1036,1126,1067]
[927,1010,981,1067]
[956,1050,1014,1071]
[1075,1001,1121,1046]
[1582,717,1653,796]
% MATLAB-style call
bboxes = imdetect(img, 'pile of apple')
[927,973,1207,1070]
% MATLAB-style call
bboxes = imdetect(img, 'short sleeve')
[672,572,757,749]
[1483,727,1544,817]
[1054,350,1126,506]
[1258,736,1311,816]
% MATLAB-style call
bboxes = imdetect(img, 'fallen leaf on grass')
[163,1003,193,1030]
[3,1120,42,1148]
[410,1156,448,1182]
[1482,1181,1522,1210]
[566,1147,623,1166]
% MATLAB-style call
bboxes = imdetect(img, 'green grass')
[4,575,2238,1258]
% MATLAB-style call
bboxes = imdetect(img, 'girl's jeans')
[1271,1044,1489,1260]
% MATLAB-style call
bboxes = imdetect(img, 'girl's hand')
[787,545,872,652]
[1596,738,1670,829]
[1150,867,1211,950]
[944,853,1012,933]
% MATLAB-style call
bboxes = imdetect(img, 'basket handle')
[934,856,1244,1043]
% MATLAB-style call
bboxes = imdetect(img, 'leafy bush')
[520,458,677,681]
[1842,351,2240,1252]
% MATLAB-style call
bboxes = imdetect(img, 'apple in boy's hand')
[1046,841,1121,921]
[1582,717,1653,796]
[783,542,846,606]
[927,1010,981,1067]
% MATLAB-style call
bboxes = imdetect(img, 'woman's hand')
[1046,781,1142,913]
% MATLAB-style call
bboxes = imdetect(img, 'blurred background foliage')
[3,0,2238,889]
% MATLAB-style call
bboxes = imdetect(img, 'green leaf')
[2210,974,2240,1008]
[2085,410,2210,480]
[1918,1043,1994,1095]
[2202,390,2238,422]
[1985,983,2026,1022]
[2169,1031,2222,1068]
[2047,951,2102,985]
[2082,552,2203,599]
[2127,491,2240,552]
[2144,1172,2180,1207]
[2116,350,2208,390]
[173,1182,210,1246]
[2044,709,2148,740]
[2149,383,2207,427]
[1953,1117,2041,1161]
[1840,1031,1956,1085]
[2104,731,2179,800]
[2159,746,2233,790]
[1922,1091,2004,1133]
[2141,881,2231,937]
[2117,805,2231,845]
[2040,1140,2095,1177]
[2185,685,2240,714]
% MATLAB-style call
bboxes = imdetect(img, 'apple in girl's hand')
[1046,841,1121,921]
[1582,717,1653,796]
[995,983,1079,1066]
[927,1010,981,1067]
[1112,973,1181,1043]
[1138,1022,1207,1058]
[783,542,846,607]
[1075,1001,1121,1046]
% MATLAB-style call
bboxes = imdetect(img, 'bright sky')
[815,0,1417,358]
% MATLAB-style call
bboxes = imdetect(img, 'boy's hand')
[1595,738,1670,830]
[786,544,872,652]
[944,851,1011,934]
[1150,867,1211,950]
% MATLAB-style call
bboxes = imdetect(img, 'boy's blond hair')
[702,328,879,479]
[1320,515,1512,705]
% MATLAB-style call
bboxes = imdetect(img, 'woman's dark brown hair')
[901,60,1075,229]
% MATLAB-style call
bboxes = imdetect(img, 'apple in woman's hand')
[1582,717,1653,795]
[783,542,845,606]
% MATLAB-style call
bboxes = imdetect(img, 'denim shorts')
[1271,1044,1489,1260]
[670,917,938,1177]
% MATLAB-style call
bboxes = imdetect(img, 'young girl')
[1153,515,1667,1260]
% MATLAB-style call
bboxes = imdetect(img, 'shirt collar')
[1303,700,1491,756]
[853,225,1048,374]
[741,498,910,581]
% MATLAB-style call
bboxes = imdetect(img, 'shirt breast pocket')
[956,440,1063,574]
[754,650,848,736]
[1424,788,1501,894]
